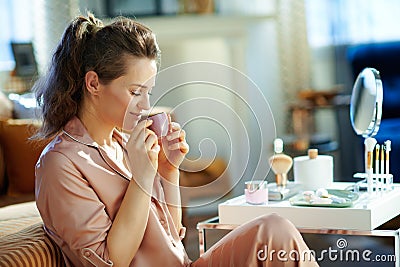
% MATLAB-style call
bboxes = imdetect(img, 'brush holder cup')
[353,172,394,192]
[245,180,268,205]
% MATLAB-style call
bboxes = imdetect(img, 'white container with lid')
[293,149,333,190]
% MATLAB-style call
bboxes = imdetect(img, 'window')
[305,0,400,47]
[0,0,33,70]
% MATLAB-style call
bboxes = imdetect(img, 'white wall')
[141,15,282,195]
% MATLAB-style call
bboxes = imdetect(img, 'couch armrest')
[0,222,65,267]
[0,201,65,266]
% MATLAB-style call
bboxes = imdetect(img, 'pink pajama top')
[35,116,191,267]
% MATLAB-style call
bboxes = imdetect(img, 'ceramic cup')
[148,112,170,137]
[244,180,268,205]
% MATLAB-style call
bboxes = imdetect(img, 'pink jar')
[245,180,268,205]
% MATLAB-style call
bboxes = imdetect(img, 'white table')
[218,182,400,231]
[197,183,400,266]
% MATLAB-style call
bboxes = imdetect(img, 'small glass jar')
[245,180,268,205]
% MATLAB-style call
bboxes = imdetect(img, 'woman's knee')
[252,213,300,238]
[255,213,294,228]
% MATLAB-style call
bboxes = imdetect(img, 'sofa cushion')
[0,201,40,221]
[0,142,5,195]
[0,119,47,196]
[0,91,13,195]
[0,91,13,120]
[0,222,65,267]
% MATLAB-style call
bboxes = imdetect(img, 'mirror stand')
[350,68,393,194]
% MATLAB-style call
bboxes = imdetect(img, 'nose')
[138,94,151,110]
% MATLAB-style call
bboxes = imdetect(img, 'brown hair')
[32,13,160,139]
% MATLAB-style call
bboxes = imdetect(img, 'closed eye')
[130,86,153,96]
[130,92,152,96]
[131,91,141,96]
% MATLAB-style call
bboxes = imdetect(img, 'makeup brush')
[365,137,377,194]
[269,154,293,186]
[385,140,391,175]
[375,144,381,191]
[384,140,392,190]
[380,143,385,191]
[380,143,385,177]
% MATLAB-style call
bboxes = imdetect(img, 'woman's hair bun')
[85,12,104,33]
[74,12,104,39]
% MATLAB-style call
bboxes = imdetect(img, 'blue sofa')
[347,41,400,182]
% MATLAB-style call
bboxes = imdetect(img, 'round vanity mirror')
[350,67,383,137]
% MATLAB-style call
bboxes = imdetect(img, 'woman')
[34,13,318,267]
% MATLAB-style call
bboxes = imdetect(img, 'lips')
[129,112,142,121]
[123,112,142,132]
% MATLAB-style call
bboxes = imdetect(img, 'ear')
[85,71,100,95]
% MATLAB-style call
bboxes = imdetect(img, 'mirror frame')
[350,67,383,138]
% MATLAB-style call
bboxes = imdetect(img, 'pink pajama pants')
[191,213,319,267]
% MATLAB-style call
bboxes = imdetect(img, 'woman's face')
[97,57,157,131]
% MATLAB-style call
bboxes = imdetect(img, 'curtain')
[277,0,310,102]
[33,0,79,74]
[276,0,311,134]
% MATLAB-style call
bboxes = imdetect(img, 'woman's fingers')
[169,122,180,131]
[130,119,153,141]
[163,122,189,153]
[144,129,158,150]
[166,123,185,141]
[167,141,189,153]
[127,119,160,163]
[146,133,160,161]
[131,119,158,151]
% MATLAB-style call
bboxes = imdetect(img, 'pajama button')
[84,251,91,257]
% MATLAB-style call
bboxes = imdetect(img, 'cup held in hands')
[148,112,169,137]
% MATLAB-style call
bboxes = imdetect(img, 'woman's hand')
[126,119,160,188]
[158,121,189,180]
